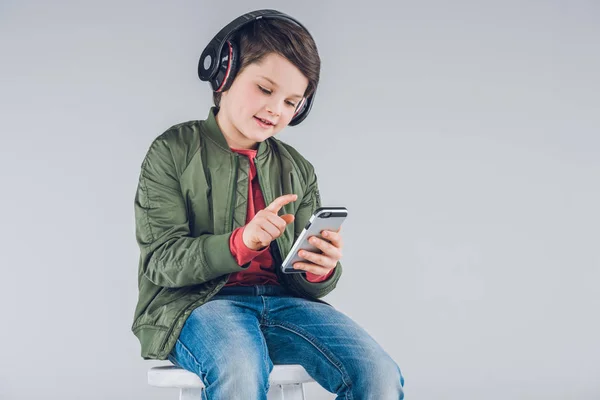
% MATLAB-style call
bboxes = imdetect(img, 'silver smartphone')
[281,206,348,274]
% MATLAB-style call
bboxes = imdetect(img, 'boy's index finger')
[266,194,297,214]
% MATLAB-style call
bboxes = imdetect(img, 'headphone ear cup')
[213,40,240,92]
[289,92,314,126]
[293,97,307,118]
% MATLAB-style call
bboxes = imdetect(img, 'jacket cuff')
[287,261,342,298]
[203,232,253,275]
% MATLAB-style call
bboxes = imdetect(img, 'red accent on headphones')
[215,42,233,93]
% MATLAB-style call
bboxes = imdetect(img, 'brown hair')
[213,17,321,107]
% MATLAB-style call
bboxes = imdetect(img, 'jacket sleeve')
[283,163,343,298]
[134,136,250,288]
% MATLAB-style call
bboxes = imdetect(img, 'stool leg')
[267,385,282,400]
[280,383,306,400]
[179,388,203,400]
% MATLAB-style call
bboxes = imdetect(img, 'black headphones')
[198,9,316,126]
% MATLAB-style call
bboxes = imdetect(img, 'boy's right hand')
[242,194,298,251]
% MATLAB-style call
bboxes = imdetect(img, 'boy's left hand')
[293,228,343,276]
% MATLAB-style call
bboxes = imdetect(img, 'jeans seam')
[267,320,353,399]
[176,338,206,380]
[260,296,272,393]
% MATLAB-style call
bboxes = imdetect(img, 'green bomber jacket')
[131,107,343,360]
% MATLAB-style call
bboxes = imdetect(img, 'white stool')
[148,364,315,400]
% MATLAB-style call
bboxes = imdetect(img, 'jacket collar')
[204,106,271,159]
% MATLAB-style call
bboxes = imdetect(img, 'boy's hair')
[213,18,321,108]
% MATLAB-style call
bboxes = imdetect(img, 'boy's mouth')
[254,116,275,126]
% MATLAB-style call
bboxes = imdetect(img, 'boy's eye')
[258,85,271,95]
[258,85,296,108]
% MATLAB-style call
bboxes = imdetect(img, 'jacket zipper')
[254,157,279,257]
[254,158,284,270]
[230,154,239,231]
[255,156,316,300]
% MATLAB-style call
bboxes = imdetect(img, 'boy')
[132,9,404,399]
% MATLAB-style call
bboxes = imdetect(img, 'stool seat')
[148,364,315,389]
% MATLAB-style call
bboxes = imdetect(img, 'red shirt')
[224,147,334,286]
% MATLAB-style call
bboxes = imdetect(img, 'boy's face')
[216,52,309,150]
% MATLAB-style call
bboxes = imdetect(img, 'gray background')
[1,0,599,399]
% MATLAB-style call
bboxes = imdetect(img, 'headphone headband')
[199,9,310,81]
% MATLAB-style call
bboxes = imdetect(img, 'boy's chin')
[237,132,267,147]
[245,127,280,141]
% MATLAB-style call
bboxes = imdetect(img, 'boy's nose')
[266,102,282,117]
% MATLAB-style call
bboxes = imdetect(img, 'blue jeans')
[168,284,405,399]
